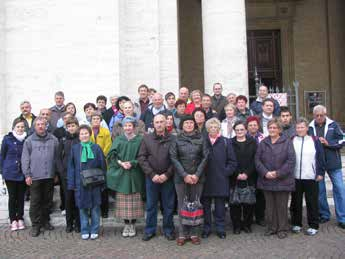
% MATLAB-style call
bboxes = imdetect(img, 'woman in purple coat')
[255,118,296,239]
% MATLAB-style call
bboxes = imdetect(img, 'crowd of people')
[0,83,344,245]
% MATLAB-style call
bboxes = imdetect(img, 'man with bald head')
[179,87,190,104]
[140,93,167,131]
[138,114,176,241]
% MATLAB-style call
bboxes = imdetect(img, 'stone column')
[201,0,248,96]
[158,0,179,95]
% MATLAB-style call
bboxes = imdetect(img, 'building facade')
[0,0,344,136]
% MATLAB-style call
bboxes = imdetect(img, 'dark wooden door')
[247,30,282,97]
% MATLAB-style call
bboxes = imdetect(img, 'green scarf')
[81,141,95,162]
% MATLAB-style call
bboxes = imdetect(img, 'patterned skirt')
[115,192,144,220]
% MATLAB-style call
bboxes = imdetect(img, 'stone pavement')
[0,217,345,258]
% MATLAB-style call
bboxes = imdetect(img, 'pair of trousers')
[230,203,254,230]
[61,179,80,228]
[57,174,65,211]
[291,179,319,229]
[202,196,226,233]
[79,206,100,235]
[144,177,175,235]
[319,169,345,223]
[175,183,203,238]
[255,189,265,222]
[29,179,54,228]
[264,191,289,233]
[5,180,26,222]
[101,189,109,215]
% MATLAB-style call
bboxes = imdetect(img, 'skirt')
[115,192,144,220]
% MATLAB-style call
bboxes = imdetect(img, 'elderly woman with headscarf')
[106,116,145,239]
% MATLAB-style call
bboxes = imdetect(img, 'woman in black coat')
[169,115,209,246]
[231,121,257,234]
[202,118,237,239]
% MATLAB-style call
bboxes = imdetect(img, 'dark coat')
[140,105,168,131]
[103,107,116,126]
[231,137,257,187]
[67,143,107,209]
[49,105,65,129]
[308,117,344,171]
[282,124,296,139]
[211,95,228,114]
[169,131,209,184]
[56,132,79,179]
[0,133,25,181]
[203,136,237,197]
[137,131,175,179]
[255,135,296,192]
[53,127,67,141]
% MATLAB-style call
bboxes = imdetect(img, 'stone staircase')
[1,156,344,227]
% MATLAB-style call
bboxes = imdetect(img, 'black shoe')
[201,231,210,239]
[243,226,252,233]
[216,232,226,239]
[65,225,73,233]
[164,233,175,241]
[102,212,109,218]
[74,226,81,233]
[233,228,241,235]
[338,222,345,229]
[264,230,276,236]
[319,218,330,224]
[31,227,40,237]
[256,220,266,227]
[142,233,156,241]
[43,223,54,231]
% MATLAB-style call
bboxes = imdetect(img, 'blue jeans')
[319,169,345,223]
[144,177,175,235]
[79,206,101,235]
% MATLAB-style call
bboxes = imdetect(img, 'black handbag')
[229,181,256,205]
[80,168,105,188]
[179,185,204,226]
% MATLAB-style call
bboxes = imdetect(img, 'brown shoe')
[176,237,186,246]
[190,236,200,245]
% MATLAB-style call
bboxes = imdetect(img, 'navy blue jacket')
[308,118,344,171]
[202,136,237,197]
[0,133,25,181]
[250,98,281,117]
[67,143,106,209]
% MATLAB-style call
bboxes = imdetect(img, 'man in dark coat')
[140,93,167,131]
[49,91,65,130]
[280,106,296,139]
[211,83,228,114]
[138,114,176,241]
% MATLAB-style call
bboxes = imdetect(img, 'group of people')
[0,83,344,245]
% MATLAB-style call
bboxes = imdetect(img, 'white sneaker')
[17,220,25,230]
[306,228,318,236]
[10,221,18,231]
[292,225,301,233]
[128,224,136,237]
[122,224,130,237]
[61,210,66,216]
[81,234,90,240]
[90,233,99,240]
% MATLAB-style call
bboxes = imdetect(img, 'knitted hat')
[179,115,196,130]
[121,116,137,127]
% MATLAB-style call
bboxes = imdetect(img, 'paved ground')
[1,216,345,259]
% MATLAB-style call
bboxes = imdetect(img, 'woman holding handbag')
[169,115,209,246]
[230,121,257,234]
[106,116,145,238]
[67,125,107,240]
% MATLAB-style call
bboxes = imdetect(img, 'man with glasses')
[308,105,345,229]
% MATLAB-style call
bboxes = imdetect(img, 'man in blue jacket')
[250,84,280,116]
[308,105,345,229]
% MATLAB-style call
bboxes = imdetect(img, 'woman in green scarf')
[107,116,145,238]
[67,125,107,240]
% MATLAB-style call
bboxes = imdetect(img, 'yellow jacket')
[90,127,112,156]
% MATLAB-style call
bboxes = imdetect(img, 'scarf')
[12,131,26,142]
[81,141,95,162]
[166,125,174,133]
